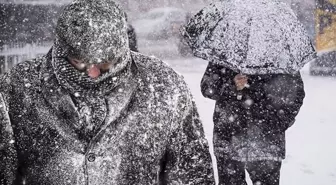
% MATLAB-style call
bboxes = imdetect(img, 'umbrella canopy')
[182,0,316,75]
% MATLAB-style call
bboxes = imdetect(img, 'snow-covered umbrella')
[182,0,316,75]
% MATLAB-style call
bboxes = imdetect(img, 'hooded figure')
[0,0,215,184]
[201,65,304,185]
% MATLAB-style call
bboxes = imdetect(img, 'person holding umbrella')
[182,0,316,184]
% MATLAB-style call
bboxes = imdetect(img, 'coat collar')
[38,51,140,145]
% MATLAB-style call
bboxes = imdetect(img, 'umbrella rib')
[241,18,253,73]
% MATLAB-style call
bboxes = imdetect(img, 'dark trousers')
[217,160,282,185]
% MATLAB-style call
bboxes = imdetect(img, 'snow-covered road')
[165,57,336,185]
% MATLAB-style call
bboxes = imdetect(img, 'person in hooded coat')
[201,64,305,185]
[0,0,215,184]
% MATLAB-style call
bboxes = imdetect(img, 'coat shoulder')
[132,52,190,92]
[11,57,45,77]
[131,52,193,106]
[2,56,46,93]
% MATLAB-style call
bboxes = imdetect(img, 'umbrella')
[182,0,316,75]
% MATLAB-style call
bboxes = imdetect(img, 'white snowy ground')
[163,57,336,185]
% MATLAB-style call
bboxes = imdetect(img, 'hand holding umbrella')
[234,74,249,100]
[234,74,248,90]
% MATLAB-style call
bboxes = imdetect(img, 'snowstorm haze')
[0,0,336,185]
[0,0,316,32]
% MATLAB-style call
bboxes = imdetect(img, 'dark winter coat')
[201,62,305,162]
[127,24,138,52]
[0,0,214,183]
[0,52,215,185]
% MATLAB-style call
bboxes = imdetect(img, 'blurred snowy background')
[0,0,316,68]
[1,0,336,185]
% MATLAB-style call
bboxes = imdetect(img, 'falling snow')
[0,0,334,185]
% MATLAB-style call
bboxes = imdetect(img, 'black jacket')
[201,62,305,161]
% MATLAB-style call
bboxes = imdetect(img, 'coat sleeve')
[0,75,17,184]
[200,62,237,101]
[160,97,215,184]
[258,72,305,133]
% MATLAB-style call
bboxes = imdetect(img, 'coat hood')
[51,0,132,95]
[54,0,130,67]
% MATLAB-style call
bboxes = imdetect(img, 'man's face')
[67,57,116,79]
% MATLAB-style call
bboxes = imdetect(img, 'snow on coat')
[0,52,215,185]
[0,0,214,184]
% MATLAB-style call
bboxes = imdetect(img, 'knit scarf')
[51,45,132,140]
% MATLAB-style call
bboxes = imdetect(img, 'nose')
[87,64,101,79]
